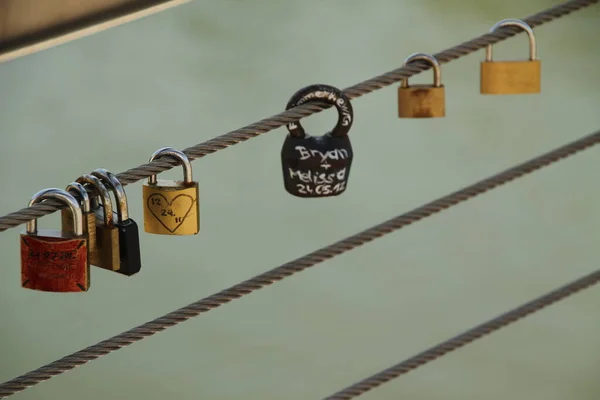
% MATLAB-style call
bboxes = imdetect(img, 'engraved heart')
[146,193,195,233]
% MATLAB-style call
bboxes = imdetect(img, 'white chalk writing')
[336,97,352,126]
[297,90,339,104]
[296,182,346,196]
[288,168,346,185]
[295,146,349,163]
[296,90,353,127]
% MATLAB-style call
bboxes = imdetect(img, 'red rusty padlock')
[20,188,90,292]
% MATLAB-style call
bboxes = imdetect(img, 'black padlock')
[91,169,142,276]
[281,84,354,198]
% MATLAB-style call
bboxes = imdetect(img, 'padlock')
[281,84,354,198]
[91,168,142,276]
[21,188,90,292]
[480,18,541,94]
[62,182,96,264]
[397,52,445,118]
[142,147,200,235]
[76,174,120,271]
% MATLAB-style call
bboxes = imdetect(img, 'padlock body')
[142,181,200,235]
[111,214,142,277]
[398,84,445,118]
[480,60,541,94]
[62,210,97,265]
[281,132,353,198]
[93,208,120,271]
[20,229,89,292]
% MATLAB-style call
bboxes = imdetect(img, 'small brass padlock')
[142,147,200,235]
[62,182,96,264]
[76,174,120,270]
[398,53,445,118]
[92,168,142,276]
[480,18,541,95]
[21,188,90,292]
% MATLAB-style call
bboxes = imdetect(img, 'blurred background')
[0,1,599,399]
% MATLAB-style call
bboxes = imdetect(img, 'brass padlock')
[21,188,90,292]
[398,52,445,118]
[142,147,200,235]
[76,174,120,270]
[62,182,96,264]
[480,18,541,94]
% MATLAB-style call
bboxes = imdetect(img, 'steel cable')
[0,0,596,232]
[323,267,600,400]
[1,128,598,398]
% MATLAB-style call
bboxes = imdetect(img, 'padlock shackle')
[26,188,83,236]
[147,147,193,185]
[76,175,114,226]
[401,53,442,88]
[65,182,91,213]
[486,19,537,62]
[285,84,353,138]
[91,169,129,222]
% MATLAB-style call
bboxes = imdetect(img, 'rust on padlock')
[20,188,90,293]
[21,231,89,292]
[397,53,445,118]
[397,85,445,118]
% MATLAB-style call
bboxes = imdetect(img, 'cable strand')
[323,267,600,399]
[1,128,598,398]
[0,0,596,232]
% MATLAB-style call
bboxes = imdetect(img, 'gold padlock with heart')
[142,147,200,236]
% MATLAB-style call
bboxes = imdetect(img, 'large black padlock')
[281,84,354,198]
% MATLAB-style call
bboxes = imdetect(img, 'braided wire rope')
[0,0,596,232]
[324,266,600,400]
[1,128,598,398]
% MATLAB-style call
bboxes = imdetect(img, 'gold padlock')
[142,147,200,236]
[76,174,120,270]
[397,52,445,118]
[62,182,96,264]
[480,18,541,95]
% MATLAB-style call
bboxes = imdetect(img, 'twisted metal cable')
[1,128,598,399]
[324,267,600,400]
[0,0,596,232]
